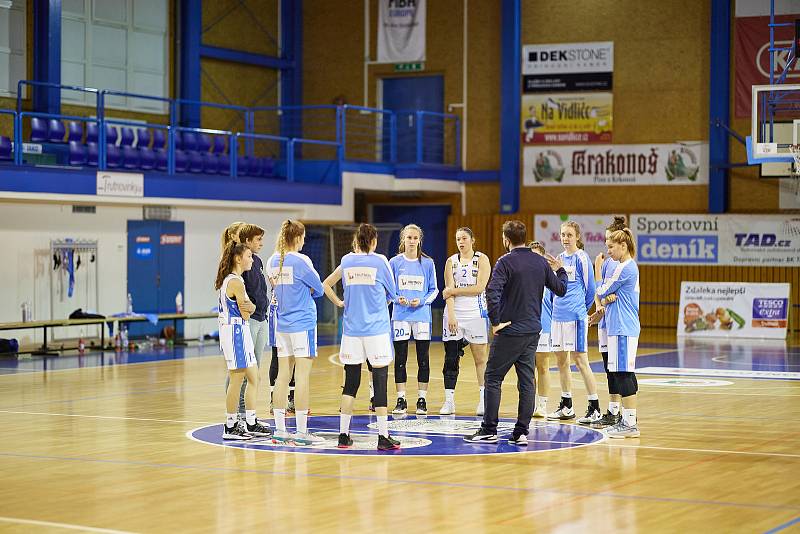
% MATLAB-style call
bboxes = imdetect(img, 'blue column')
[708,0,730,214]
[33,0,61,114]
[499,0,521,214]
[179,0,202,127]
[280,0,302,139]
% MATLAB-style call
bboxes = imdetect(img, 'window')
[0,0,27,97]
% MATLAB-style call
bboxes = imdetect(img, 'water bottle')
[126,293,133,314]
[20,302,29,322]
[78,337,85,354]
[175,291,183,314]
[120,325,129,351]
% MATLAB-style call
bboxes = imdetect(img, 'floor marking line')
[764,515,800,534]
[0,516,136,533]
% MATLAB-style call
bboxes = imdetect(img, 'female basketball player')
[389,224,438,415]
[267,220,325,445]
[323,223,401,451]
[440,227,491,416]
[215,242,271,440]
[594,228,641,438]
[548,221,600,424]
[589,216,627,429]
[529,241,553,418]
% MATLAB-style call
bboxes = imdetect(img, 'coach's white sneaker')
[439,400,456,415]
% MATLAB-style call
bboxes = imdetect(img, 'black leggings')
[269,346,295,388]
[393,339,431,384]
[602,351,638,397]
[442,339,466,389]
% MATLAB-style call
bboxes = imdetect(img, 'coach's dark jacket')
[486,247,567,336]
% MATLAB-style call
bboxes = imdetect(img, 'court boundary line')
[765,515,800,534]
[0,516,135,534]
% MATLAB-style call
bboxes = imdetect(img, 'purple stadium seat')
[106,144,121,168]
[236,155,250,176]
[68,141,87,166]
[105,124,118,146]
[188,150,203,173]
[152,129,166,149]
[174,150,188,172]
[262,158,276,177]
[216,153,231,174]
[0,136,12,160]
[201,152,218,174]
[122,145,140,169]
[136,128,151,148]
[212,136,226,154]
[67,121,83,142]
[198,134,212,152]
[181,132,197,151]
[248,157,263,177]
[139,148,155,170]
[120,127,135,147]
[30,117,48,142]
[86,122,99,143]
[87,143,98,166]
[154,148,167,171]
[48,119,66,143]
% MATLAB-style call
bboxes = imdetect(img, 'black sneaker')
[222,423,252,440]
[245,420,273,437]
[463,429,498,443]
[415,397,428,415]
[386,435,400,447]
[369,397,375,412]
[577,406,602,425]
[392,397,408,414]
[377,434,401,450]
[337,433,353,448]
[508,433,528,446]
[547,398,576,420]
[590,411,622,429]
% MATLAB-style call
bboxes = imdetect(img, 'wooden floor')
[1,331,799,533]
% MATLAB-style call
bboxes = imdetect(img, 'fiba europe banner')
[678,282,790,339]
[377,0,426,63]
[523,143,708,186]
[521,93,613,145]
[533,214,620,261]
[630,214,800,266]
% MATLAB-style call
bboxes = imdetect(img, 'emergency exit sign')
[394,62,424,72]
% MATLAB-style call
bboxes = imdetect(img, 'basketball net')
[791,144,800,195]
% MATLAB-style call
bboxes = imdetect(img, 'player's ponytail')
[606,216,627,233]
[352,223,378,253]
[215,242,248,290]
[275,219,305,274]
[220,221,245,255]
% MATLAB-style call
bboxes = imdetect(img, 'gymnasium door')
[382,75,444,163]
[127,220,185,337]
[370,204,451,309]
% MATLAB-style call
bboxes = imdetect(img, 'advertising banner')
[377,0,426,63]
[631,214,800,266]
[522,41,614,92]
[523,143,708,186]
[533,214,620,261]
[678,282,790,339]
[521,92,613,145]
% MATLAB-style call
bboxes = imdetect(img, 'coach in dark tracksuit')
[465,220,567,444]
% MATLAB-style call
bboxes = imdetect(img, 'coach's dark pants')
[480,333,539,436]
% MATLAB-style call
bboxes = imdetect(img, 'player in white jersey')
[594,228,641,438]
[266,220,326,446]
[323,223,401,451]
[529,241,554,418]
[215,242,271,441]
[389,224,438,415]
[440,227,491,416]
[588,216,627,429]
[548,220,601,425]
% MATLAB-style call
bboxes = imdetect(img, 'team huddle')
[214,216,641,451]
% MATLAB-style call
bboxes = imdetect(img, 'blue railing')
[1,81,461,184]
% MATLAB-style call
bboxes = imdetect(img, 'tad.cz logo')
[734,234,791,248]
[637,235,718,264]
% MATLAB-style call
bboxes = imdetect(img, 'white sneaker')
[439,400,456,415]
[547,405,575,420]
[607,421,640,439]
[533,403,547,418]
[291,432,326,446]
[271,430,293,444]
[508,433,528,446]
[577,408,602,425]
[475,398,485,416]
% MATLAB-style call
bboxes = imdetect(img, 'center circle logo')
[187,415,605,456]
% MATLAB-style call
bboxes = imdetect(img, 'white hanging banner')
[377,0,426,63]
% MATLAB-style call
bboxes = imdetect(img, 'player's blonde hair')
[560,220,584,250]
[608,228,636,258]
[220,222,246,253]
[275,219,305,274]
[398,224,430,262]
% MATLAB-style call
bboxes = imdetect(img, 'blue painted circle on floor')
[188,415,605,456]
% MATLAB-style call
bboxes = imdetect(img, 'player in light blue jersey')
[594,228,641,438]
[215,242,271,441]
[323,223,401,451]
[548,220,601,425]
[389,224,438,416]
[588,216,627,430]
[266,220,325,446]
[529,241,554,418]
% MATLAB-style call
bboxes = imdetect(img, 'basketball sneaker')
[377,434,401,451]
[547,399,575,421]
[532,403,547,418]
[223,423,252,441]
[590,411,621,429]
[439,400,456,415]
[463,429,498,443]
[607,420,640,439]
[416,397,428,415]
[577,406,602,425]
[475,398,485,416]
[337,433,353,448]
[508,433,528,446]
[291,432,325,446]
[271,430,294,444]
[245,420,273,437]
[392,397,408,414]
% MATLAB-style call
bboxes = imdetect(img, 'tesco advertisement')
[678,282,790,339]
[630,214,800,266]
